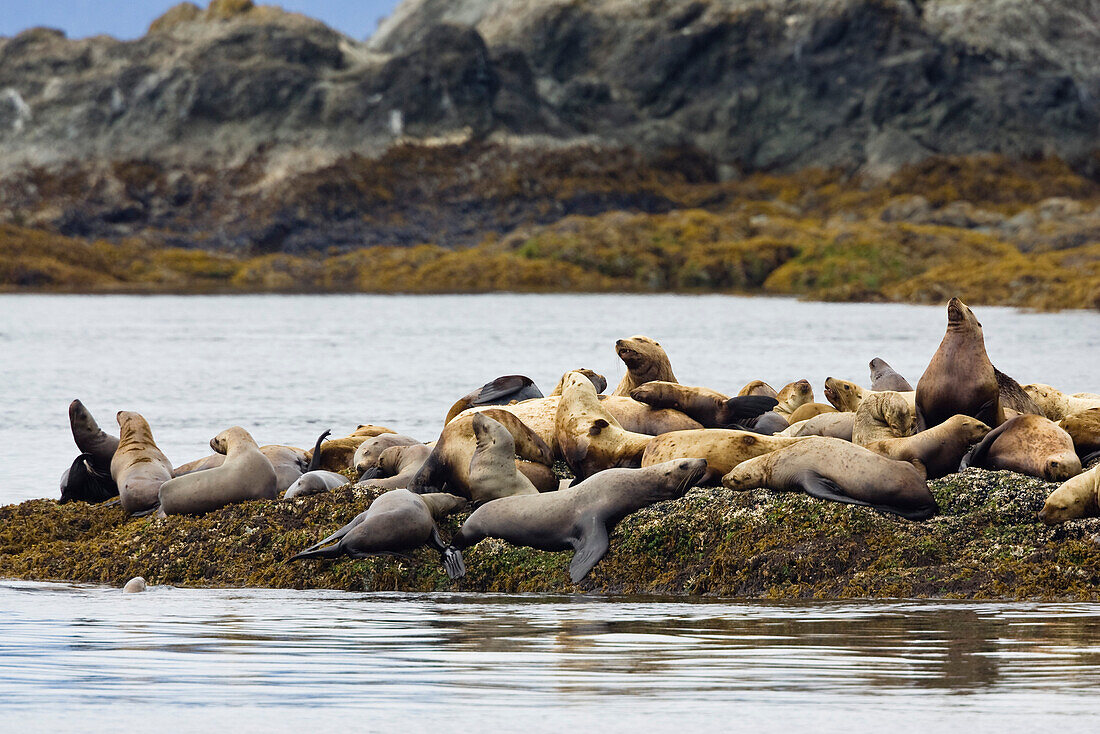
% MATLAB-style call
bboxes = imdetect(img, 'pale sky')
[0,0,404,40]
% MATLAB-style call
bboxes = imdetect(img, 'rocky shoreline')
[4,467,1099,598]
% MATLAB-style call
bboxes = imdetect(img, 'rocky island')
[0,0,1098,308]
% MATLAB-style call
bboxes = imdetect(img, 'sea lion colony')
[56,299,1099,586]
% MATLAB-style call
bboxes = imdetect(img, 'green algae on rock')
[3,468,1099,599]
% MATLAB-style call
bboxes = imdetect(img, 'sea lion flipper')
[427,525,447,553]
[796,471,872,508]
[475,375,542,405]
[305,429,332,473]
[959,419,1011,470]
[719,395,779,424]
[568,519,610,583]
[442,547,466,579]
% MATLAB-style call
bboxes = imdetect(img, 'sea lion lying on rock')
[159,426,278,515]
[960,414,1081,482]
[1039,463,1100,525]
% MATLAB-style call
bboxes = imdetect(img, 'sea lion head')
[418,491,469,519]
[823,377,863,412]
[945,415,993,444]
[721,453,770,491]
[471,412,503,449]
[210,426,257,454]
[116,410,153,444]
[776,379,813,413]
[946,297,982,333]
[615,335,671,382]
[649,458,708,501]
[1039,472,1099,525]
[738,380,778,398]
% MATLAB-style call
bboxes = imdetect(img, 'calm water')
[1,295,1098,732]
[3,582,1100,732]
[0,294,1096,506]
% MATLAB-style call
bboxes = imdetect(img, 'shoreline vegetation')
[3,467,1099,599]
[2,152,1099,310]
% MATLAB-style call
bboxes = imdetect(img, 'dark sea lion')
[409,408,552,497]
[159,426,278,515]
[852,391,915,446]
[516,460,559,492]
[1039,464,1100,525]
[1059,408,1100,458]
[722,437,937,520]
[868,358,913,392]
[629,381,778,428]
[960,414,1081,482]
[748,411,789,435]
[69,399,119,474]
[738,380,778,398]
[305,429,332,472]
[59,453,118,504]
[555,371,654,480]
[445,375,544,423]
[441,458,707,583]
[862,415,991,479]
[611,335,677,397]
[358,443,432,489]
[290,490,467,562]
[916,297,1003,429]
[641,429,809,484]
[111,411,173,515]
[283,470,350,499]
[354,433,421,477]
[548,369,607,396]
[994,369,1044,416]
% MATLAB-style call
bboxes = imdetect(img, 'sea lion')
[69,399,119,474]
[175,444,308,495]
[548,369,607,396]
[516,460,559,492]
[869,358,913,392]
[350,424,397,438]
[862,415,991,479]
[960,414,1081,482]
[122,577,147,593]
[611,336,677,396]
[1059,408,1100,458]
[640,429,809,484]
[358,443,433,490]
[59,453,118,504]
[1039,463,1100,525]
[441,458,708,583]
[916,297,1003,429]
[852,391,915,446]
[629,381,779,428]
[1023,384,1100,422]
[409,408,552,498]
[738,380,778,398]
[722,437,937,520]
[773,380,813,418]
[995,369,1044,416]
[463,413,539,503]
[787,402,838,424]
[555,371,654,480]
[159,426,277,515]
[283,470,350,499]
[823,378,867,412]
[783,412,855,441]
[290,490,467,562]
[353,434,421,477]
[749,411,789,435]
[445,375,544,423]
[307,432,381,472]
[111,411,173,515]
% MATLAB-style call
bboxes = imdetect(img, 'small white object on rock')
[123,576,147,593]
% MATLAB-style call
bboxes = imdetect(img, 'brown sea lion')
[111,411,174,515]
[516,460,559,492]
[994,369,1044,416]
[1023,384,1100,422]
[788,402,838,424]
[869,358,913,392]
[408,408,551,498]
[159,427,278,514]
[961,414,1081,482]
[358,443,433,490]
[916,297,1003,429]
[774,380,813,418]
[556,371,654,481]
[290,490,467,562]
[307,426,397,472]
[629,381,779,428]
[1059,408,1100,458]
[441,459,707,582]
[852,391,915,446]
[1039,464,1100,525]
[738,380,778,398]
[444,375,544,424]
[611,335,677,396]
[783,412,856,441]
[68,399,119,474]
[863,415,991,479]
[722,437,937,520]
[640,429,809,484]
[350,424,398,438]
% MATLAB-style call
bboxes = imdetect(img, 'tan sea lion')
[852,391,914,446]
[787,402,838,424]
[408,408,551,498]
[868,358,913,392]
[68,399,119,474]
[283,470,350,499]
[629,381,779,428]
[1039,464,1100,525]
[441,459,708,583]
[444,375,543,424]
[917,297,1003,429]
[738,380,778,398]
[722,437,937,520]
[173,444,308,495]
[555,371,655,480]
[353,434,421,476]
[783,412,855,441]
[1059,408,1100,459]
[862,415,991,479]
[611,336,677,396]
[774,380,813,418]
[463,413,539,503]
[823,378,867,412]
[111,411,174,515]
[358,443,433,490]
[290,490,468,562]
[640,429,809,484]
[961,414,1081,481]
[1023,384,1100,422]
[350,424,397,438]
[159,427,277,514]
